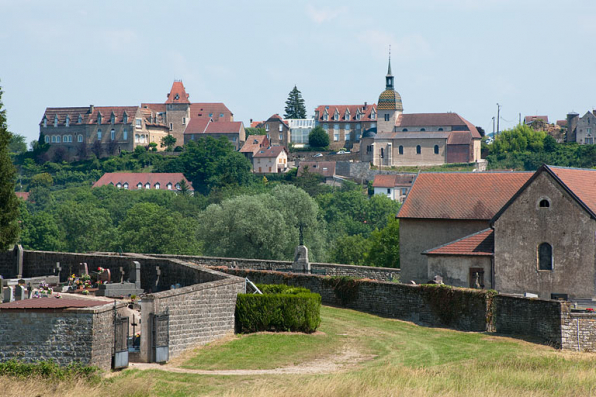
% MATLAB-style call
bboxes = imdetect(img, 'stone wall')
[144,276,245,359]
[0,303,122,371]
[148,254,400,282]
[0,250,16,278]
[217,268,489,331]
[561,312,596,352]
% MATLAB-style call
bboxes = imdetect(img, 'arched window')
[402,128,408,132]
[434,145,439,154]
[123,183,129,190]
[420,128,426,132]
[78,134,83,143]
[416,145,421,154]
[438,127,444,131]
[399,145,403,155]
[538,243,553,270]
[137,183,143,190]
[155,183,160,190]
[175,183,181,190]
[145,183,150,189]
[167,183,172,190]
[97,129,102,140]
[116,183,122,188]
[45,135,50,143]
[539,199,550,208]
[111,129,115,140]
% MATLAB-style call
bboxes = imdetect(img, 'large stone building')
[397,171,532,283]
[40,81,235,158]
[93,173,193,193]
[360,59,482,166]
[314,104,378,151]
[183,119,246,150]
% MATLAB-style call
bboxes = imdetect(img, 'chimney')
[250,118,253,124]
[89,105,95,114]
[364,102,368,110]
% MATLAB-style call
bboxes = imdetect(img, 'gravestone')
[2,286,14,303]
[15,285,26,301]
[14,245,23,278]
[54,262,61,279]
[97,269,111,284]
[96,261,143,298]
[78,263,88,276]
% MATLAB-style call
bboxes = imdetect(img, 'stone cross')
[292,244,310,273]
[2,286,14,303]
[54,262,61,278]
[78,263,88,276]
[155,266,161,289]
[119,267,125,283]
[130,261,141,289]
[14,244,23,278]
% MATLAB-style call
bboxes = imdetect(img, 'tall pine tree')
[284,85,307,119]
[0,83,20,250]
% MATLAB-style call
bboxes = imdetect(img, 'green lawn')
[5,305,596,396]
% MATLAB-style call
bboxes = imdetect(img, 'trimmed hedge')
[236,285,321,333]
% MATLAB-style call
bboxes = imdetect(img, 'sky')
[1,0,595,144]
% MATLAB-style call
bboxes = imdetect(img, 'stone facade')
[493,171,596,300]
[567,111,596,145]
[400,219,489,283]
[427,255,492,289]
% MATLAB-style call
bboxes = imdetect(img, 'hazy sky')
[1,0,595,144]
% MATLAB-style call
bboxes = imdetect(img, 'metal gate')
[113,315,129,369]
[152,310,169,363]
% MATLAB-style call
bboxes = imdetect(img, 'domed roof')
[378,89,403,111]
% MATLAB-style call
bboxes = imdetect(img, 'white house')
[252,146,289,173]
[372,174,415,203]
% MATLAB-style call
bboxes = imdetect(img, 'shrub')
[236,288,321,333]
[256,283,311,295]
[0,359,99,380]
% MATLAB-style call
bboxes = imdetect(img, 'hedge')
[236,286,321,333]
[256,284,311,295]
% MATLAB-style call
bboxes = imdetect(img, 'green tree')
[367,216,400,268]
[330,234,370,266]
[284,85,307,119]
[0,83,20,250]
[308,126,329,148]
[160,134,177,151]
[29,173,53,189]
[245,127,266,137]
[8,133,27,154]
[20,210,65,251]
[56,202,115,252]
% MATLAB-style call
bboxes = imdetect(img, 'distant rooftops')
[93,173,193,191]
[253,146,287,158]
[372,174,415,188]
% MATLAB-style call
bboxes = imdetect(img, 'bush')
[256,283,311,295]
[236,287,321,333]
[308,126,329,148]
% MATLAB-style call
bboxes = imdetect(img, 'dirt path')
[126,349,374,376]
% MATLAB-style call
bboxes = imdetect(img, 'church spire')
[386,47,394,90]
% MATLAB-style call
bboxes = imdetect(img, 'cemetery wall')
[149,254,400,282]
[216,268,488,331]
[147,276,245,358]
[0,303,121,371]
[0,249,17,278]
[561,312,596,351]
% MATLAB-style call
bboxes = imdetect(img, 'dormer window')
[167,183,172,190]
[123,114,128,124]
[356,112,361,121]
[78,115,83,124]
[334,110,339,121]
[155,183,160,189]
[175,94,180,100]
[345,111,350,121]
[111,114,115,124]
[123,183,129,189]
[54,115,59,127]
[323,111,329,121]
[265,124,269,132]
[145,183,150,189]
[65,115,70,127]
[371,110,376,120]
[175,183,181,190]
[97,114,102,125]
[43,117,47,128]
[116,183,122,188]
[137,183,143,190]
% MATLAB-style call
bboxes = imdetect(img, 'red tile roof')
[396,113,482,139]
[240,135,269,154]
[15,192,30,201]
[86,106,139,125]
[0,298,110,310]
[556,120,567,127]
[165,81,190,104]
[40,107,91,126]
[424,229,494,256]
[190,103,233,122]
[314,104,377,123]
[398,172,532,220]
[250,121,262,128]
[184,119,243,135]
[372,174,415,188]
[547,166,596,216]
[92,173,193,191]
[525,115,549,124]
[298,161,336,178]
[253,146,288,158]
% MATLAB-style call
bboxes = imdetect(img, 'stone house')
[297,161,336,183]
[253,146,288,173]
[566,111,596,144]
[397,171,532,283]
[183,118,246,150]
[239,134,270,162]
[92,173,194,193]
[372,174,415,203]
[314,103,378,151]
[252,114,291,147]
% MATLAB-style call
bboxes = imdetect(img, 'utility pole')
[496,103,501,135]
[492,117,495,135]
[519,113,522,125]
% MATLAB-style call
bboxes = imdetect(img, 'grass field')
[2,305,596,396]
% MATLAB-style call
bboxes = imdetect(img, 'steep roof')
[240,135,269,154]
[190,103,233,121]
[253,146,287,158]
[165,81,190,104]
[398,172,532,220]
[314,104,377,122]
[298,161,336,178]
[93,173,193,191]
[40,107,91,126]
[492,165,596,223]
[184,119,243,135]
[87,106,139,125]
[372,174,415,188]
[424,229,494,256]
